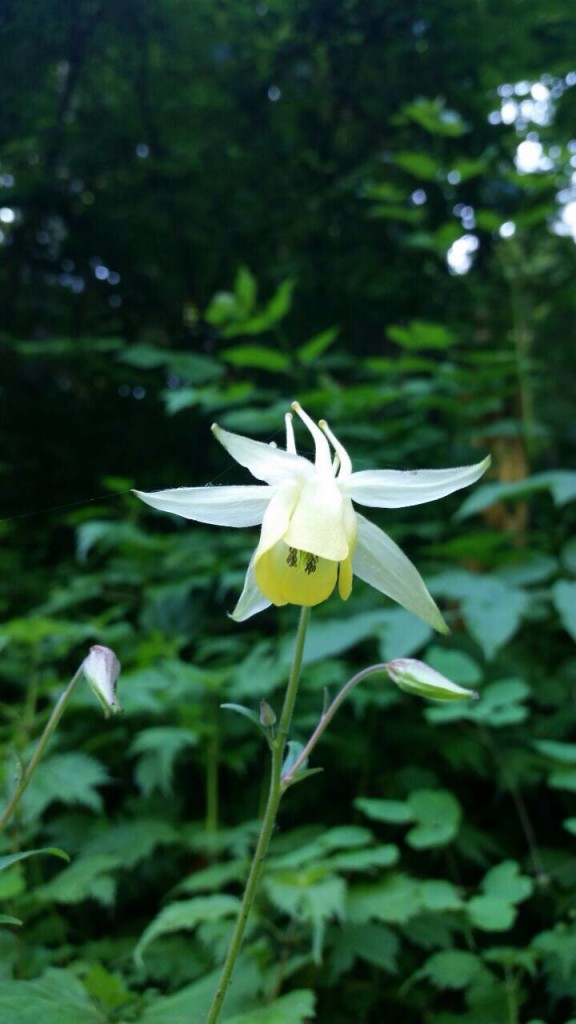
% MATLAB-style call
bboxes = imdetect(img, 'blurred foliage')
[1,0,576,1021]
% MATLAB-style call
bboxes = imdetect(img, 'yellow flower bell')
[134,402,490,629]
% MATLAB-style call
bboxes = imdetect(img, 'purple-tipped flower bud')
[82,645,122,716]
[386,658,478,702]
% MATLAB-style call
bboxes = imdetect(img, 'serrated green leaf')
[130,727,199,797]
[225,989,316,1024]
[135,895,241,964]
[347,873,422,924]
[18,752,109,821]
[35,853,122,907]
[0,969,107,1024]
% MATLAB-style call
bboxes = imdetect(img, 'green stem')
[281,663,388,787]
[0,665,84,835]
[205,606,310,1024]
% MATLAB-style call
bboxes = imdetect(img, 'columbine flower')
[134,402,489,629]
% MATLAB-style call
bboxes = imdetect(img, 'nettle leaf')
[225,989,316,1024]
[19,752,109,821]
[328,922,399,976]
[347,873,422,925]
[0,968,107,1024]
[532,923,576,983]
[134,895,241,964]
[80,819,181,869]
[264,868,346,960]
[419,949,484,989]
[130,727,199,797]
[34,852,123,907]
[405,789,462,849]
[552,580,576,641]
[139,954,261,1024]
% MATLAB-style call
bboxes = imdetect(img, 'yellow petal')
[254,541,338,607]
[338,555,353,600]
[283,479,356,561]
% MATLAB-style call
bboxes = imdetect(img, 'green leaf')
[298,327,339,364]
[387,319,457,349]
[221,703,262,728]
[462,578,527,660]
[0,847,70,873]
[220,345,290,372]
[35,853,122,907]
[0,968,107,1023]
[552,580,576,641]
[473,679,530,726]
[0,914,21,926]
[420,949,483,989]
[419,879,463,912]
[534,740,576,764]
[328,923,399,974]
[354,798,414,824]
[134,895,241,964]
[482,860,533,903]
[130,727,199,797]
[18,752,109,821]
[225,990,316,1024]
[399,98,469,137]
[139,956,261,1024]
[456,471,576,520]
[406,789,462,849]
[265,870,346,961]
[347,873,422,924]
[234,265,257,315]
[467,895,517,931]
[393,151,443,180]
[80,819,181,870]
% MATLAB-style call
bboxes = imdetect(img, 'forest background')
[1,1,576,1022]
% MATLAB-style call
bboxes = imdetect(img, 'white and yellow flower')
[134,402,490,629]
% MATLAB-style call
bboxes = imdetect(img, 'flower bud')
[386,658,478,702]
[82,645,122,716]
[259,699,277,728]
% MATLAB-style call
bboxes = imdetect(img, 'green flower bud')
[259,699,277,727]
[386,658,478,702]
